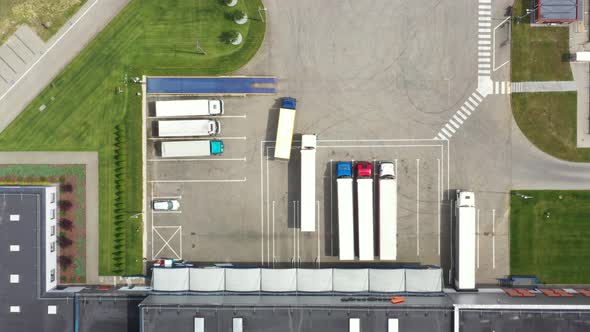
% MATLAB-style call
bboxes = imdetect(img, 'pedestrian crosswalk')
[435,91,485,140]
[477,0,492,78]
[494,81,510,94]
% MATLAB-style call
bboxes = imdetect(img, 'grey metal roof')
[539,0,579,21]
[0,187,74,332]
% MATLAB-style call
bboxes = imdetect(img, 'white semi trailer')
[378,161,397,260]
[155,99,223,117]
[157,119,220,137]
[300,134,317,232]
[455,190,476,291]
[160,140,223,158]
[356,162,374,261]
[336,162,354,260]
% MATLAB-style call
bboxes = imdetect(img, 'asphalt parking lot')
[145,0,512,285]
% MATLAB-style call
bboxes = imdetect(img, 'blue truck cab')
[210,140,224,155]
[336,161,353,178]
[281,97,297,110]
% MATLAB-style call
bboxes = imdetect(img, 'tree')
[60,183,73,193]
[220,31,239,44]
[58,234,73,248]
[231,9,246,21]
[59,218,73,231]
[223,0,235,5]
[59,255,73,270]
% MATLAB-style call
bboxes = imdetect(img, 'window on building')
[50,269,55,282]
[50,242,55,253]
[50,193,56,203]
[50,225,55,236]
[50,209,55,220]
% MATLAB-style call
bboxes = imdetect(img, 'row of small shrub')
[111,125,128,274]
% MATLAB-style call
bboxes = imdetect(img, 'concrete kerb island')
[0,152,100,284]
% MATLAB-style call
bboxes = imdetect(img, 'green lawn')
[511,0,573,82]
[0,0,88,44]
[0,0,265,275]
[511,190,590,284]
[511,92,590,161]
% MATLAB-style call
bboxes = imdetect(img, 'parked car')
[356,161,372,178]
[153,199,180,211]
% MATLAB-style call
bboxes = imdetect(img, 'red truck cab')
[356,161,372,178]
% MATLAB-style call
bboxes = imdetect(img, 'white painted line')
[495,60,510,72]
[478,69,491,75]
[441,128,452,137]
[218,115,247,118]
[493,17,511,71]
[478,16,491,21]
[478,63,491,68]
[266,148,270,266]
[452,115,463,124]
[472,92,483,103]
[260,142,264,265]
[479,57,491,63]
[477,209,480,269]
[0,0,100,102]
[150,183,154,259]
[478,28,491,33]
[147,157,246,162]
[464,101,476,111]
[151,194,182,200]
[445,123,456,133]
[147,114,246,119]
[457,110,467,120]
[317,200,321,267]
[461,106,471,115]
[437,158,441,255]
[153,226,181,259]
[318,144,443,148]
[449,119,460,128]
[416,158,420,256]
[478,40,491,45]
[148,136,246,141]
[478,46,491,51]
[478,52,491,57]
[179,226,182,259]
[437,132,448,140]
[272,200,275,264]
[478,22,492,27]
[152,210,182,214]
[468,96,479,106]
[494,81,499,93]
[501,81,506,94]
[479,4,491,9]
[479,11,491,15]
[149,178,246,183]
[492,209,496,269]
[478,34,491,39]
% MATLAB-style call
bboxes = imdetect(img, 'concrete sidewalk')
[510,81,577,93]
[0,0,130,132]
[0,152,100,284]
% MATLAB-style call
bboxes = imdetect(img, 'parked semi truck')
[157,119,221,137]
[336,162,354,260]
[378,161,397,260]
[455,190,476,291]
[300,134,317,232]
[356,161,374,261]
[155,99,224,117]
[160,140,223,158]
[274,97,297,160]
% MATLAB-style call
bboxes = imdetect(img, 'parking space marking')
[292,201,296,266]
[416,158,420,256]
[153,226,181,259]
[147,136,247,141]
[492,208,496,269]
[147,115,247,119]
[477,209,480,269]
[151,195,182,199]
[317,200,321,267]
[329,159,334,256]
[260,142,264,265]
[152,210,182,214]
[266,146,270,266]
[149,178,246,183]
[147,157,246,162]
[437,158,441,255]
[272,200,275,265]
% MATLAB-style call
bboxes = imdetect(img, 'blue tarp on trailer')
[146,77,276,94]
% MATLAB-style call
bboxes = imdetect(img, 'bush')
[58,234,73,248]
[59,218,73,230]
[60,183,73,192]
[59,200,73,211]
[59,255,73,270]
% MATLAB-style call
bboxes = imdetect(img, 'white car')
[153,199,180,211]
